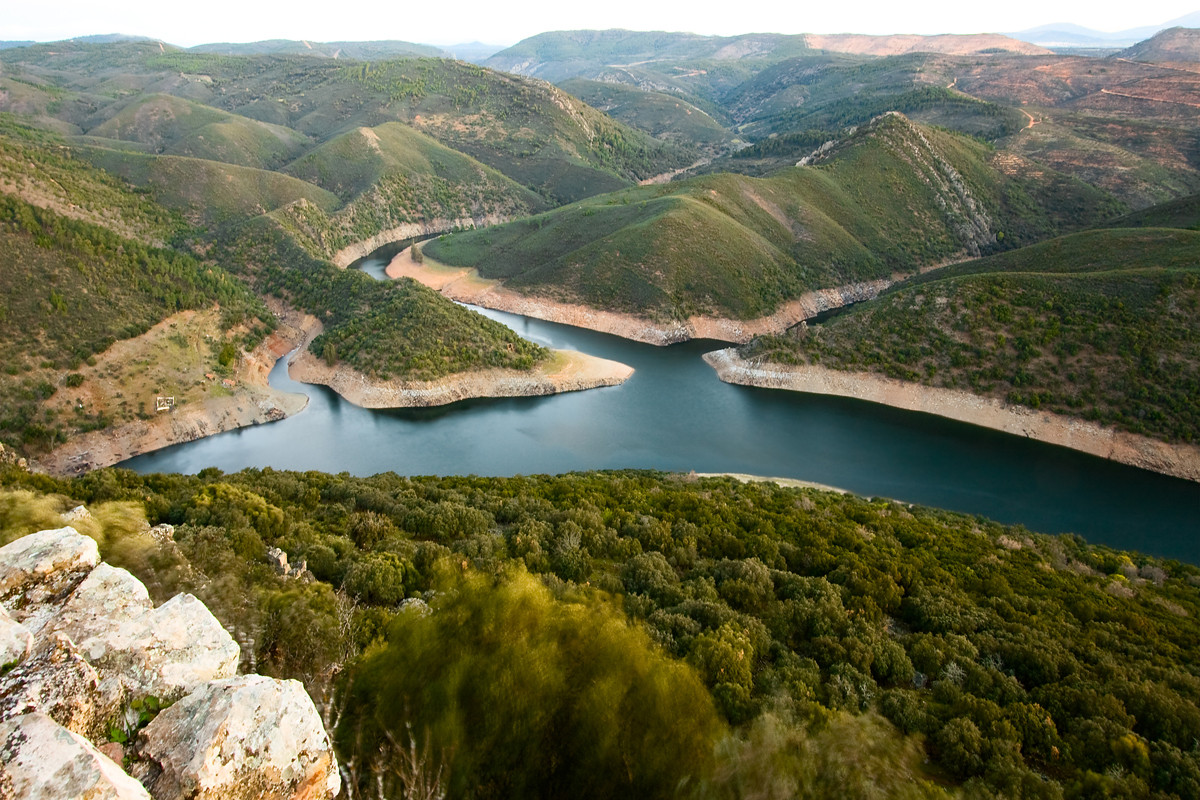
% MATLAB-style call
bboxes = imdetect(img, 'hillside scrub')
[427,115,1122,320]
[0,195,270,451]
[214,219,549,381]
[744,228,1200,443]
[4,467,1200,797]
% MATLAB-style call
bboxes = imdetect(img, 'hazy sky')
[3,0,1198,47]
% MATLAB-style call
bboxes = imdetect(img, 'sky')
[2,0,1198,48]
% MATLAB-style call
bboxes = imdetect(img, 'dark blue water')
[123,257,1200,561]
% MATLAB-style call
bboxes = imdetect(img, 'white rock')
[61,505,93,523]
[0,712,151,799]
[0,526,98,601]
[47,563,154,648]
[0,633,123,741]
[0,605,31,668]
[0,527,99,636]
[70,593,240,703]
[139,674,341,800]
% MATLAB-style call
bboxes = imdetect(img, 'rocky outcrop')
[0,524,340,800]
[137,676,340,800]
[0,712,152,800]
[704,349,1200,483]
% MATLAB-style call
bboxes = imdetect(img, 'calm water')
[123,255,1200,561]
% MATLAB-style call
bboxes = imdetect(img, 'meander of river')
[123,253,1200,562]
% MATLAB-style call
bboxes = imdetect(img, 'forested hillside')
[427,114,1122,320]
[4,468,1200,798]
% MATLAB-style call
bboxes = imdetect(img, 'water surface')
[124,269,1200,562]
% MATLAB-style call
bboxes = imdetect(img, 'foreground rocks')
[0,524,340,799]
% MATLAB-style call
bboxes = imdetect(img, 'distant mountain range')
[1009,10,1200,47]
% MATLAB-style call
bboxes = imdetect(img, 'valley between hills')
[1,21,1200,800]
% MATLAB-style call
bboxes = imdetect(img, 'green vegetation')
[277,121,544,257]
[87,94,310,171]
[428,114,1122,320]
[339,570,723,799]
[558,78,735,153]
[745,228,1200,443]
[1107,193,1200,231]
[0,195,268,449]
[0,117,187,244]
[77,146,341,227]
[5,467,1200,798]
[213,219,548,381]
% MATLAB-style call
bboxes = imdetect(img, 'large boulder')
[0,633,122,741]
[0,711,152,799]
[138,675,341,800]
[47,565,239,702]
[0,527,99,636]
[0,524,338,800]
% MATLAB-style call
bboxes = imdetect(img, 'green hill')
[189,39,448,60]
[75,146,341,226]
[558,78,736,152]
[213,216,548,381]
[276,122,545,259]
[744,227,1200,443]
[427,114,1123,320]
[87,94,310,170]
[0,45,692,206]
[0,194,268,450]
[1106,192,1200,230]
[0,118,186,244]
[485,29,814,83]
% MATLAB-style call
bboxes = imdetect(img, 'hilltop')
[1119,26,1200,63]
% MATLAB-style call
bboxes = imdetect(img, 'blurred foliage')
[338,568,722,799]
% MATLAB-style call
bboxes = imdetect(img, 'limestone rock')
[148,524,175,544]
[0,606,31,668]
[0,633,122,741]
[75,593,239,703]
[138,674,341,800]
[0,712,151,800]
[0,527,98,635]
[61,506,93,524]
[47,563,154,647]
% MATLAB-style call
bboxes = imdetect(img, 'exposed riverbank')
[704,348,1200,483]
[388,247,957,345]
[36,301,318,476]
[288,348,633,408]
[331,214,511,268]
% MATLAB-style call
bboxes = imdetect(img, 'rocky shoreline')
[34,302,319,477]
[387,247,958,345]
[288,348,633,409]
[331,213,511,268]
[703,348,1200,483]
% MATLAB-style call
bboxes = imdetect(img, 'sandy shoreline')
[36,301,320,476]
[387,247,955,345]
[704,349,1200,483]
[691,472,850,494]
[288,348,633,408]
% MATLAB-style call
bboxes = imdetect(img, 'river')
[122,254,1200,562]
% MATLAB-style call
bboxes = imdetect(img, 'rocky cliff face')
[0,524,340,800]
